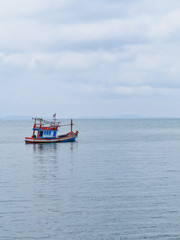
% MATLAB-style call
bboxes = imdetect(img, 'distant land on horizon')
[0,115,32,120]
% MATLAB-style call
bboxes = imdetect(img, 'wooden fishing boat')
[25,116,78,144]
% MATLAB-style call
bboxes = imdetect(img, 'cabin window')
[53,131,56,137]
[39,131,43,137]
[44,131,51,135]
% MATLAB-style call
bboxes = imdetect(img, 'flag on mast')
[53,113,56,118]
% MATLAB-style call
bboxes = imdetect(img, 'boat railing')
[32,117,61,126]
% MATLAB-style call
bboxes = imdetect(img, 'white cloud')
[112,86,180,96]
[149,10,180,41]
[0,17,151,52]
[0,0,67,18]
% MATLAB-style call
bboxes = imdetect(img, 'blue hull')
[61,137,76,142]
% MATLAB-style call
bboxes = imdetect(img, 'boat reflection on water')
[32,141,76,155]
[31,140,77,166]
[32,142,58,153]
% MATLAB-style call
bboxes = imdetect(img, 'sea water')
[0,119,180,240]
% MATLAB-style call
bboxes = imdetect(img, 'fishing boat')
[25,117,78,144]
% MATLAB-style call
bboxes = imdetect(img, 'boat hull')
[25,133,78,144]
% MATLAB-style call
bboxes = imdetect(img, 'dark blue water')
[1,119,180,240]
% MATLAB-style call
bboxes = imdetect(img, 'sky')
[1,0,180,118]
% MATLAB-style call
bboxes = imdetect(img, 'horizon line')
[1,115,180,120]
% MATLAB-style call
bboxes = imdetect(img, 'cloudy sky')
[1,0,180,118]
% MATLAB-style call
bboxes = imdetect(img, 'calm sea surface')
[0,119,180,240]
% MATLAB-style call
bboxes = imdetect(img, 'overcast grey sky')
[1,0,180,118]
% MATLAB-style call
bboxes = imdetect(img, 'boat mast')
[32,118,37,137]
[71,119,73,133]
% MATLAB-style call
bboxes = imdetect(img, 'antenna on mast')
[53,113,56,125]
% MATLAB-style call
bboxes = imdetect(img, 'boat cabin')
[32,118,59,139]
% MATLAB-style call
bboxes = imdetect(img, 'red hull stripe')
[25,134,77,144]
